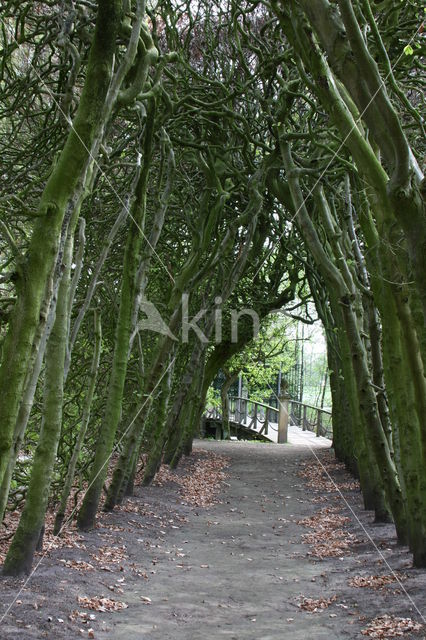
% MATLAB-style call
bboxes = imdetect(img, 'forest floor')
[0,440,425,640]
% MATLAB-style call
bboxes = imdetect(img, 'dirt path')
[1,440,425,639]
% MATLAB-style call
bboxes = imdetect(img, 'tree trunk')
[0,0,121,489]
[53,309,102,535]
[77,106,156,530]
[3,223,75,575]
[280,140,408,542]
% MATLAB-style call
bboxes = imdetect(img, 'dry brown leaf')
[60,559,95,572]
[152,452,229,508]
[299,595,337,613]
[349,574,407,590]
[297,507,359,558]
[361,614,422,638]
[77,596,128,612]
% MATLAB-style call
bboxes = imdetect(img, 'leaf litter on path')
[153,451,230,507]
[349,574,407,590]
[361,614,422,638]
[76,596,128,612]
[298,595,337,612]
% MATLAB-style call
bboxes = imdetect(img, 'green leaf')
[403,44,414,56]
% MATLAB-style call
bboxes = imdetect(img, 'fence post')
[316,409,322,437]
[302,404,307,431]
[278,391,290,443]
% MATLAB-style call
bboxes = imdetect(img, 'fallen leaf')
[361,614,422,638]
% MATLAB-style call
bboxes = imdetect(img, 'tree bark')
[0,0,121,489]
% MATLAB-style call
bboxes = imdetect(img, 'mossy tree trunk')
[293,0,426,322]
[3,219,76,575]
[53,309,102,535]
[77,103,156,531]
[0,0,121,489]
[107,352,175,502]
[83,129,175,516]
[280,139,408,543]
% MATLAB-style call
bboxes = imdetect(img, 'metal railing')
[205,395,332,439]
[229,396,279,437]
[288,399,332,438]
